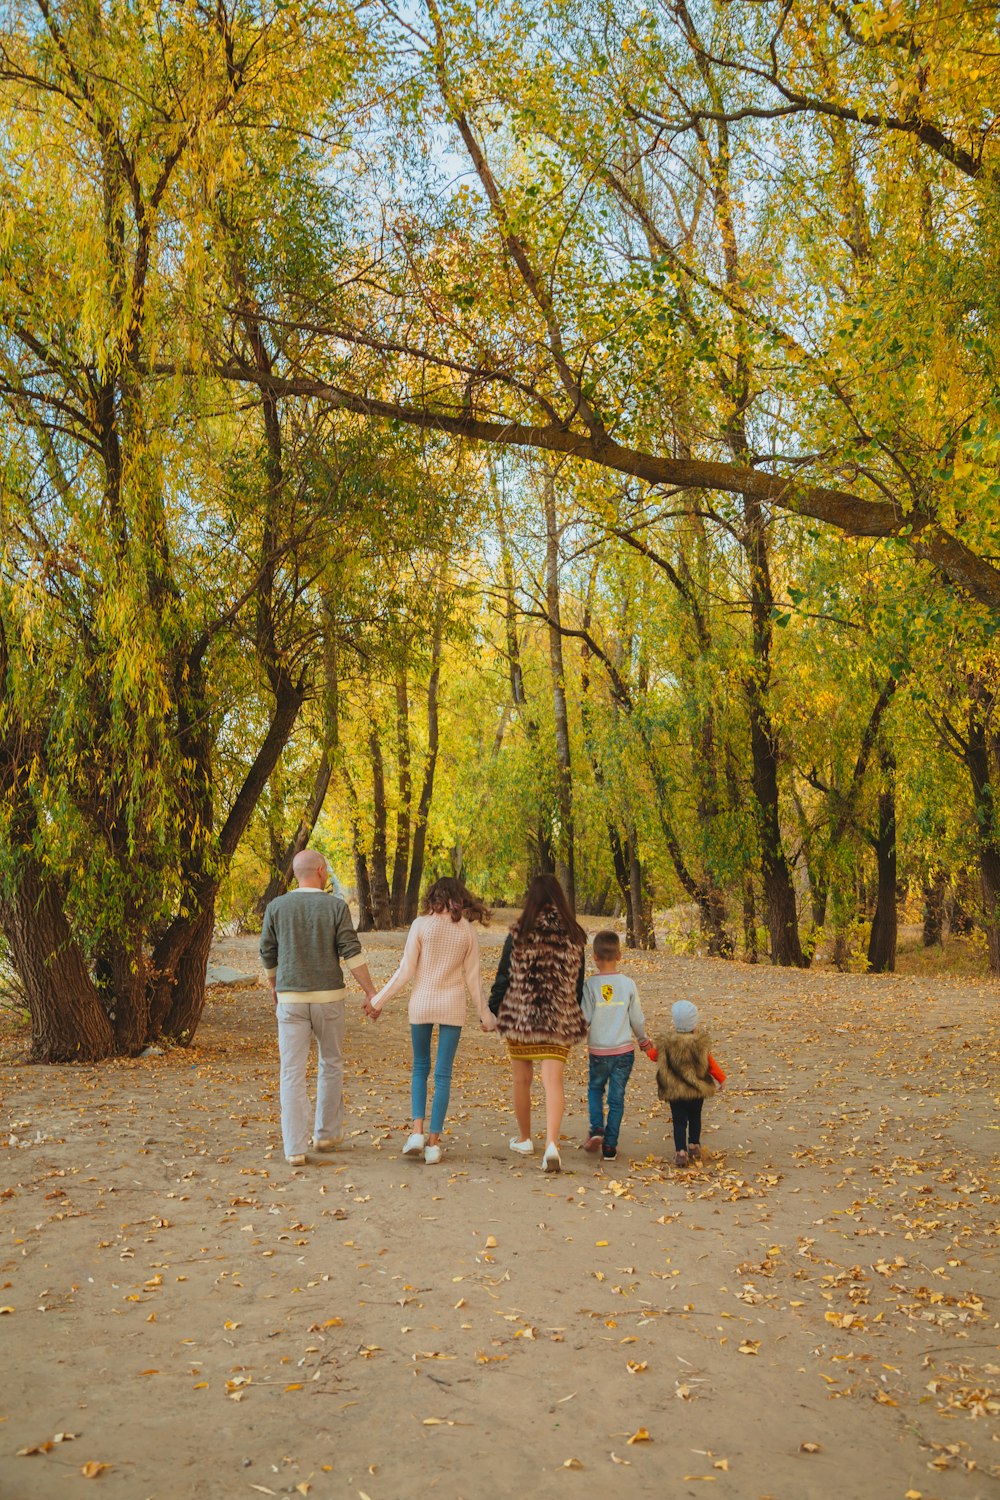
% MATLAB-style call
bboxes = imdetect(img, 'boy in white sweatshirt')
[580,931,655,1162]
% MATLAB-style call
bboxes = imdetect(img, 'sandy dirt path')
[1,924,997,1500]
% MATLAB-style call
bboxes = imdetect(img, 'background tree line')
[0,0,997,1061]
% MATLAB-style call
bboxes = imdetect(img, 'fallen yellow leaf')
[800,1442,821,1454]
[285,1383,304,1392]
[561,1458,584,1469]
[627,1428,652,1445]
[80,1461,110,1478]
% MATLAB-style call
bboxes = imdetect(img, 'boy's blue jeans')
[587,1051,635,1151]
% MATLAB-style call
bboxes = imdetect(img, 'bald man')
[260,850,376,1165]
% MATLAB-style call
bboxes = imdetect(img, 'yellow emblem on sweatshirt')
[600,983,614,1004]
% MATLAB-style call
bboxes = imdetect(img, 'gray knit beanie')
[671,1000,699,1033]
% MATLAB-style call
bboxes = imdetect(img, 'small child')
[580,931,656,1162]
[655,1000,725,1167]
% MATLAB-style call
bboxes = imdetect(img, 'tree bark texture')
[866,745,897,973]
[403,603,444,922]
[543,468,576,909]
[742,494,807,967]
[922,873,946,947]
[367,730,393,929]
[1,849,116,1063]
[963,693,1000,973]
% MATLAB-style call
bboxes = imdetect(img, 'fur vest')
[655,1028,717,1102]
[496,906,587,1048]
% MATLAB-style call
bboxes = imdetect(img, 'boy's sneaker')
[584,1129,604,1153]
[286,1154,306,1167]
[688,1144,702,1163]
[674,1150,689,1168]
[601,1144,618,1161]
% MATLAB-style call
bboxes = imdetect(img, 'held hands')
[639,1038,658,1062]
[362,997,381,1022]
[480,1012,498,1033]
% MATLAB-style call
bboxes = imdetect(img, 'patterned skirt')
[507,1039,570,1064]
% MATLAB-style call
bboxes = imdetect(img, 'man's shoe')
[509,1136,534,1155]
[602,1144,618,1161]
[424,1144,442,1165]
[286,1154,307,1167]
[688,1144,702,1163]
[313,1135,342,1152]
[402,1132,426,1156]
[542,1142,562,1172]
[584,1129,604,1152]
[674,1150,689,1168]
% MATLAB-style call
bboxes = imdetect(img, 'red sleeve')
[708,1054,726,1084]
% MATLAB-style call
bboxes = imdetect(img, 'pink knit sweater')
[370,914,487,1025]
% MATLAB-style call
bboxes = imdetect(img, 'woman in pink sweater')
[365,878,496,1163]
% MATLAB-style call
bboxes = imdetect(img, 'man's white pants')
[276,1002,345,1157]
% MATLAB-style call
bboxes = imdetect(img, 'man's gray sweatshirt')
[260,889,365,999]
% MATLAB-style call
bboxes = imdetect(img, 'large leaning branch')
[213,366,1000,616]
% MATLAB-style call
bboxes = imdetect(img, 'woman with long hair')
[488,874,588,1172]
[365,877,496,1164]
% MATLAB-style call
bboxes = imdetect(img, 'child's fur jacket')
[655,1028,717,1102]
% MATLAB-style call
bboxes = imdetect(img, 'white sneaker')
[424,1144,442,1165]
[509,1136,534,1155]
[402,1132,426,1156]
[286,1154,306,1167]
[542,1142,562,1172]
[313,1135,342,1152]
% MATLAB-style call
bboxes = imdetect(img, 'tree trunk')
[742,493,807,967]
[543,467,576,908]
[628,833,656,949]
[607,821,635,945]
[148,670,304,1042]
[256,752,333,916]
[0,849,116,1063]
[922,873,946,947]
[97,933,150,1056]
[866,746,897,973]
[404,600,444,922]
[963,693,1000,972]
[368,729,393,928]
[742,877,759,963]
[390,669,412,923]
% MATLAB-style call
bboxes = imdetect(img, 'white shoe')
[509,1136,534,1155]
[542,1142,562,1172]
[424,1144,442,1165]
[286,1154,306,1167]
[402,1132,426,1156]
[313,1135,342,1152]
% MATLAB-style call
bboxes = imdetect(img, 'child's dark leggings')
[670,1099,703,1153]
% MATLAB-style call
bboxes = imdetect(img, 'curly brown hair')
[422,876,492,925]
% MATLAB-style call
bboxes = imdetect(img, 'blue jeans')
[588,1051,635,1151]
[410,1023,462,1135]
